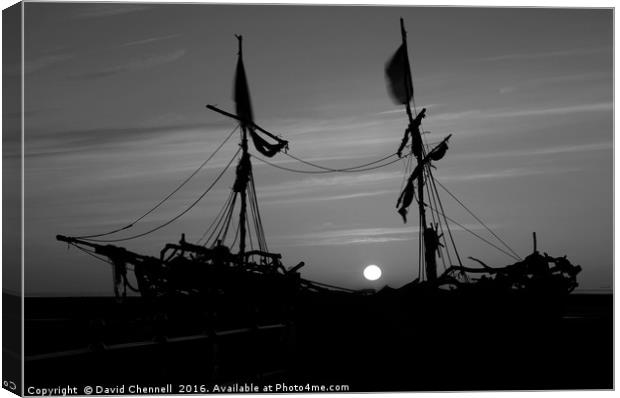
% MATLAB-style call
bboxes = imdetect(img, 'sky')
[10,2,612,295]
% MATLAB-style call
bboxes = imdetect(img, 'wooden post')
[533,232,537,253]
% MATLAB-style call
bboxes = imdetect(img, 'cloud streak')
[440,167,580,182]
[456,141,612,161]
[480,47,610,62]
[261,190,393,207]
[488,102,613,118]
[433,102,612,123]
[5,54,74,76]
[73,4,150,19]
[255,171,401,200]
[120,34,182,48]
[69,49,186,80]
[24,120,231,158]
[273,224,491,247]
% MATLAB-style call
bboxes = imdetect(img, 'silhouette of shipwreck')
[56,21,582,303]
[44,19,593,390]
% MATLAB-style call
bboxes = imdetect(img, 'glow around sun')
[363,264,382,281]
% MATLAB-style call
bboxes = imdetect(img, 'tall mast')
[399,19,431,281]
[206,34,288,257]
[237,35,249,258]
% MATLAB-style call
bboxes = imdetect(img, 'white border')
[0,2,616,398]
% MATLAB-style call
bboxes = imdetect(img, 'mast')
[237,35,248,258]
[206,35,288,258]
[398,19,432,281]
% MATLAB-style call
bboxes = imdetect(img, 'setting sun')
[363,264,382,281]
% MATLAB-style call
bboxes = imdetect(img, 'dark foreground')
[19,292,613,393]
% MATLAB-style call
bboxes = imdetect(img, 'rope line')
[283,151,397,172]
[254,153,407,174]
[249,171,268,251]
[246,209,254,252]
[422,164,448,271]
[248,179,262,250]
[82,148,241,243]
[197,190,235,245]
[230,217,241,249]
[426,165,460,267]
[435,178,522,260]
[209,193,237,248]
[75,124,240,239]
[425,205,521,262]
[420,136,462,268]
[69,243,113,266]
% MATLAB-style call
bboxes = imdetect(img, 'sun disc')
[363,264,382,281]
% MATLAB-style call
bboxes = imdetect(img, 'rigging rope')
[214,185,238,246]
[69,243,141,294]
[249,170,268,251]
[82,148,241,243]
[425,205,521,262]
[283,151,398,172]
[246,210,255,252]
[209,193,238,247]
[197,190,235,246]
[418,132,460,268]
[426,166,455,267]
[69,242,113,266]
[399,150,414,193]
[422,164,448,272]
[434,178,522,260]
[76,124,240,240]
[230,217,241,249]
[253,153,407,174]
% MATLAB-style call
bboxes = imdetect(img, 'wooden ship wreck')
[27,19,597,391]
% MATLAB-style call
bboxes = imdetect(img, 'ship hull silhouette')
[24,291,611,390]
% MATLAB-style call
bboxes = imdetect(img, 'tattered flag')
[428,141,449,161]
[234,49,288,158]
[385,44,413,105]
[234,55,254,127]
[396,165,422,223]
[249,129,288,158]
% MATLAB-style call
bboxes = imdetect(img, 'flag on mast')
[385,43,413,105]
[233,40,288,158]
[234,54,254,127]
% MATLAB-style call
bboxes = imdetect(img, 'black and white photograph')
[2,1,614,394]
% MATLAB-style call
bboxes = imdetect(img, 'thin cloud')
[531,71,610,85]
[274,224,490,247]
[73,4,150,19]
[256,171,401,200]
[69,49,186,80]
[480,47,610,62]
[120,34,181,48]
[5,54,73,76]
[275,226,418,247]
[499,86,516,94]
[433,102,612,123]
[6,107,58,119]
[374,104,441,116]
[500,72,609,95]
[457,141,612,161]
[261,190,393,207]
[441,167,579,182]
[25,121,228,157]
[488,102,612,118]
[375,109,406,116]
[432,110,483,122]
